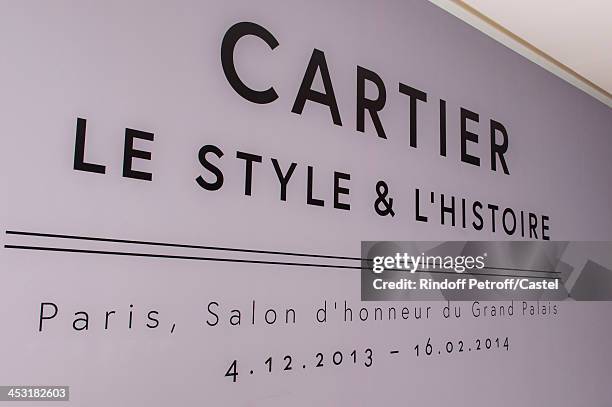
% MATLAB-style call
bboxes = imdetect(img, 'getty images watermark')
[360,241,612,301]
[370,251,558,292]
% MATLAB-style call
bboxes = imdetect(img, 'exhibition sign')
[1,1,611,405]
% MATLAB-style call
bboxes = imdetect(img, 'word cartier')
[222,21,511,175]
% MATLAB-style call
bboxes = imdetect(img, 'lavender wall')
[0,0,611,405]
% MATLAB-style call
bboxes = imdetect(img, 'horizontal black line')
[390,350,400,354]
[4,245,364,269]
[386,265,559,275]
[476,265,557,274]
[3,245,560,279]
[5,230,558,274]
[5,230,365,261]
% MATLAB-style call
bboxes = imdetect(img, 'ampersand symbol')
[374,181,395,217]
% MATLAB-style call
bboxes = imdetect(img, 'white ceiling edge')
[428,0,612,108]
